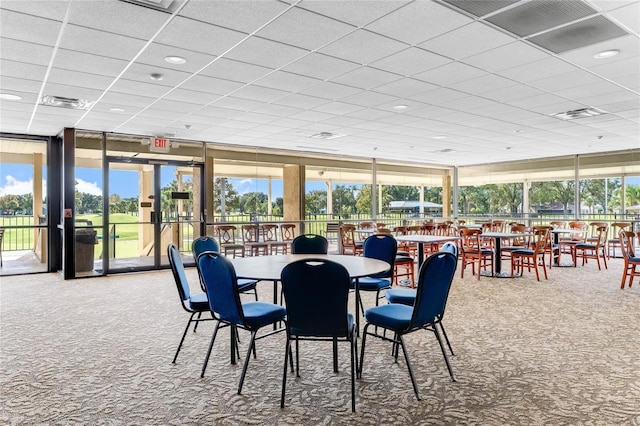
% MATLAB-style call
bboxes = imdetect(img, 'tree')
[458,186,489,214]
[490,183,522,215]
[213,178,240,214]
[332,185,357,216]
[550,181,575,215]
[239,192,268,214]
[0,194,19,214]
[305,189,327,214]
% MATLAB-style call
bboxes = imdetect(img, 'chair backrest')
[611,222,631,240]
[168,243,191,303]
[460,227,482,250]
[363,234,397,278]
[217,225,239,245]
[619,230,636,259]
[411,251,457,328]
[281,259,351,337]
[197,252,244,324]
[241,224,260,244]
[192,236,220,259]
[550,221,565,229]
[339,224,357,254]
[530,228,550,253]
[291,234,328,254]
[593,225,608,246]
[262,224,279,242]
[441,241,458,258]
[280,223,296,242]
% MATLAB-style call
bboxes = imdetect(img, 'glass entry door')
[104,159,203,273]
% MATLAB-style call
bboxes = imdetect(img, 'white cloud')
[0,175,44,196]
[75,178,102,195]
[239,178,253,186]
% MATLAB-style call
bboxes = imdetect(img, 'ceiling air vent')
[39,95,94,110]
[308,132,345,140]
[120,0,184,13]
[551,107,606,120]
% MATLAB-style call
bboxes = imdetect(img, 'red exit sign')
[149,137,170,153]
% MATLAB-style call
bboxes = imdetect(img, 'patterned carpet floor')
[1,256,639,425]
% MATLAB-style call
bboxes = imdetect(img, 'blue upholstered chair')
[197,251,286,394]
[167,243,214,364]
[384,242,458,356]
[192,236,258,300]
[291,234,328,254]
[351,234,397,313]
[280,259,357,412]
[359,250,458,400]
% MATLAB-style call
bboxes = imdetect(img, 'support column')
[33,153,46,263]
[205,156,214,226]
[523,179,531,222]
[419,186,424,217]
[192,165,202,238]
[378,184,383,218]
[442,173,452,218]
[283,165,305,225]
[452,166,459,219]
[621,175,626,216]
[574,155,580,220]
[326,181,333,219]
[371,159,377,219]
[267,178,273,216]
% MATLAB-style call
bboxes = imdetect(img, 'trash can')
[75,228,97,272]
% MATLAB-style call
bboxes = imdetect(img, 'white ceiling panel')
[603,2,640,32]
[225,37,309,70]
[300,82,362,101]
[312,101,365,115]
[412,61,488,86]
[282,53,360,80]
[256,7,355,51]
[365,1,473,45]
[254,71,321,93]
[179,75,244,96]
[0,0,69,21]
[54,49,129,77]
[232,85,291,103]
[331,67,402,90]
[155,16,247,56]
[369,47,452,76]
[273,93,329,109]
[298,1,409,27]
[59,24,147,60]
[0,9,62,46]
[0,38,54,66]
[462,41,551,73]
[135,42,218,74]
[338,91,397,108]
[199,58,273,84]
[318,30,408,65]
[373,79,439,99]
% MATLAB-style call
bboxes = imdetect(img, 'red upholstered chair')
[510,228,550,281]
[459,228,493,280]
[619,231,640,289]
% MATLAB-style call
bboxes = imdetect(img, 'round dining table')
[230,254,390,333]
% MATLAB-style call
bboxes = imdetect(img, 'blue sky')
[1,162,639,198]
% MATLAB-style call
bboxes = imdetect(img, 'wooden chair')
[241,224,268,256]
[608,222,632,259]
[500,223,528,264]
[459,227,493,280]
[215,225,244,258]
[278,223,296,254]
[549,221,565,229]
[339,224,362,256]
[619,231,640,289]
[575,224,608,270]
[262,224,287,255]
[558,221,587,265]
[510,228,549,281]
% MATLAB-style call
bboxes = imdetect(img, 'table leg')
[354,277,360,336]
[417,243,425,267]
[494,238,502,274]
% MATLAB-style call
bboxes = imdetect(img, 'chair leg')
[192,311,203,333]
[172,312,198,364]
[357,324,370,378]
[439,322,455,356]
[237,330,258,394]
[200,321,221,377]
[433,325,456,383]
[333,337,338,373]
[295,338,300,377]
[281,335,291,408]
[350,334,356,412]
[397,333,421,401]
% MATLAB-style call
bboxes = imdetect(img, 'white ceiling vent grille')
[308,132,345,140]
[120,0,183,13]
[551,107,606,120]
[485,0,597,37]
[527,15,628,54]
[39,95,94,110]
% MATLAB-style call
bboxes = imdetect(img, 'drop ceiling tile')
[346,108,395,121]
[450,74,519,95]
[483,84,546,103]
[300,82,362,101]
[374,99,430,112]
[282,53,360,80]
[148,99,202,114]
[163,88,221,105]
[60,24,147,60]
[588,56,640,80]
[319,116,364,127]
[67,1,169,39]
[41,83,104,102]
[254,71,321,93]
[251,103,304,117]
[135,43,218,74]
[54,49,129,78]
[318,29,408,65]
[0,0,69,20]
[289,110,336,122]
[156,17,247,56]
[110,79,169,98]
[498,57,580,83]
[559,35,639,70]
[606,1,640,32]
[232,85,291,103]
[365,1,473,45]
[555,80,630,100]
[213,96,267,112]
[373,78,438,98]
[312,101,365,115]
[441,96,498,112]
[219,120,259,130]
[462,41,550,73]
[179,0,290,34]
[200,58,273,83]
[369,47,452,76]
[273,93,328,109]
[226,36,309,69]
[528,69,604,92]
[1,60,47,81]
[298,1,409,28]
[257,7,355,50]
[47,68,114,92]
[331,67,402,90]
[234,112,279,124]
[100,92,156,108]
[121,63,194,87]
[0,38,54,66]
[0,9,62,46]
[137,108,185,121]
[578,89,638,107]
[267,117,313,128]
[419,22,515,61]
[180,75,244,96]
[339,91,397,108]
[412,61,488,86]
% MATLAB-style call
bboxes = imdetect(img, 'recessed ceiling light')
[109,107,125,112]
[513,129,524,133]
[505,146,512,150]
[593,49,620,59]
[393,105,408,110]
[433,135,448,140]
[165,56,186,64]
[150,73,164,81]
[0,93,22,101]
